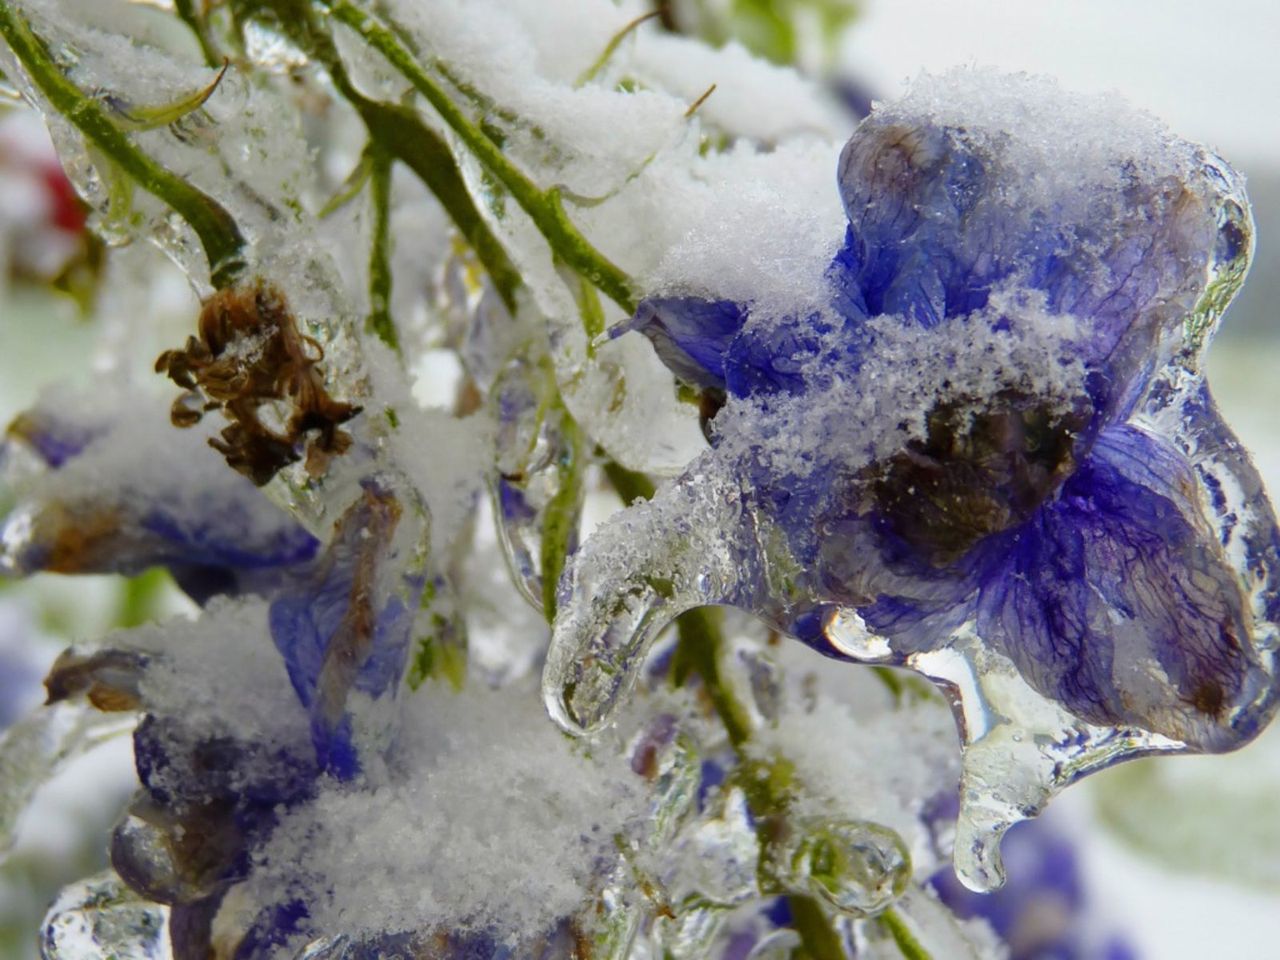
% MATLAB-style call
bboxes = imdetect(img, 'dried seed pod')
[155,280,360,485]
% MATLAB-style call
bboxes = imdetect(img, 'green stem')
[880,906,933,960]
[671,607,752,748]
[602,459,656,504]
[116,568,172,629]
[540,409,587,621]
[575,11,660,88]
[601,462,934,960]
[788,893,848,959]
[349,91,521,313]
[365,145,398,351]
[256,0,521,312]
[173,0,224,69]
[0,2,246,288]
[599,463,843,953]
[327,0,638,315]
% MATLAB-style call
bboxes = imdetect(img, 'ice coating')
[378,0,850,476]
[543,69,1280,891]
[40,870,169,960]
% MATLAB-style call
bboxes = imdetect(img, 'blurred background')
[1,0,1278,957]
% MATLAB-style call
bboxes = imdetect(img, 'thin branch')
[0,2,246,288]
[327,0,638,315]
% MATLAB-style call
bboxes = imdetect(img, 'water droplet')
[41,871,169,960]
[777,818,910,916]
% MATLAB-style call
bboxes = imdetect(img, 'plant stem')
[540,408,586,621]
[575,11,660,88]
[0,2,246,288]
[788,893,848,959]
[602,463,934,960]
[880,906,932,960]
[173,0,224,69]
[671,607,751,747]
[255,0,522,313]
[365,144,398,351]
[326,0,639,315]
[602,460,656,504]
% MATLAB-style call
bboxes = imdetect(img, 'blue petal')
[5,407,102,466]
[835,111,1226,405]
[619,297,747,392]
[723,311,856,400]
[1,399,320,601]
[976,421,1274,749]
[268,484,419,778]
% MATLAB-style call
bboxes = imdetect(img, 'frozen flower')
[544,70,1280,886]
[36,468,429,954]
[0,388,319,602]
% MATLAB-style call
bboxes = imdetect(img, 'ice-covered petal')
[621,297,747,394]
[975,420,1277,750]
[0,390,319,602]
[835,71,1241,415]
[268,482,426,778]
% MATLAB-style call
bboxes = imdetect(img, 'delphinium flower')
[1,0,1276,956]
[543,69,1280,891]
[1,387,319,602]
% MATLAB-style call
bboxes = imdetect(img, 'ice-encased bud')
[41,871,169,960]
[490,357,584,614]
[674,785,762,907]
[776,819,910,917]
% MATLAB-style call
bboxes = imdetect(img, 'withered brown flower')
[156,280,360,485]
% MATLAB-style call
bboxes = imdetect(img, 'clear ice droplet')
[41,870,170,960]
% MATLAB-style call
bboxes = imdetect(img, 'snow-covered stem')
[0,1,246,287]
[603,469,934,959]
[326,0,640,314]
[250,0,523,312]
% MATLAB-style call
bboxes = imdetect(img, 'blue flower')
[0,391,319,603]
[268,480,424,779]
[33,445,426,955]
[547,76,1280,769]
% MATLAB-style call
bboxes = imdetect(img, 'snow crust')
[244,684,644,947]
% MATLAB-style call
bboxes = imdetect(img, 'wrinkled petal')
[835,86,1237,418]
[976,420,1275,749]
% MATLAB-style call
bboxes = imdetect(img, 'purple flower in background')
[568,75,1280,756]
[930,812,1137,960]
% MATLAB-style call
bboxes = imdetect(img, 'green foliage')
[687,0,860,68]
